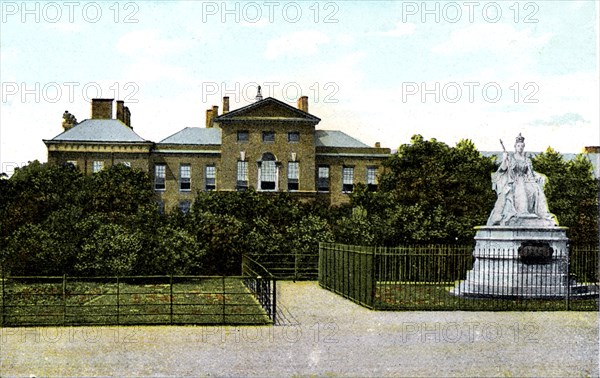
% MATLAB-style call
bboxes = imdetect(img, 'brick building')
[44,92,391,211]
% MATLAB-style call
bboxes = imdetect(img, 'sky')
[1,0,599,175]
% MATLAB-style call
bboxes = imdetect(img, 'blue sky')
[1,1,598,174]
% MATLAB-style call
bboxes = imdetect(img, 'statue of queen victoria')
[486,133,558,227]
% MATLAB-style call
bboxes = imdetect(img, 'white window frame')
[205,165,216,191]
[179,164,191,192]
[342,166,354,193]
[155,164,166,191]
[317,166,330,192]
[92,161,104,173]
[367,166,378,191]
[237,160,249,190]
[287,161,299,191]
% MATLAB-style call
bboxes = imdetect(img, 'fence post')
[221,276,226,324]
[272,278,277,324]
[116,277,120,325]
[566,247,570,311]
[1,269,5,327]
[62,274,67,326]
[294,248,299,282]
[170,275,174,325]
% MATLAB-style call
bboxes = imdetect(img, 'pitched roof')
[158,127,221,145]
[315,130,370,148]
[49,119,148,143]
[215,97,321,123]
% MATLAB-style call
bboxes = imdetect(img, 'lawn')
[374,282,599,311]
[1,277,272,326]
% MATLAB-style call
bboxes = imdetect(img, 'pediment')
[215,97,320,123]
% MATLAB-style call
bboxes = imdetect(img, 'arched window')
[258,152,278,191]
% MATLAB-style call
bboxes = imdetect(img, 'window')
[342,166,354,193]
[179,200,191,214]
[288,132,300,143]
[154,164,166,191]
[288,162,299,191]
[317,166,329,192]
[66,160,77,167]
[367,166,378,192]
[237,130,249,142]
[179,164,191,191]
[92,161,104,173]
[205,165,216,191]
[237,161,248,191]
[262,131,275,142]
[259,152,277,191]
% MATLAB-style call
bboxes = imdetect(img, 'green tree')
[533,148,599,245]
[350,135,496,245]
[75,223,142,276]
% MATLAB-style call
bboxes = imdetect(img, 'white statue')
[487,133,557,227]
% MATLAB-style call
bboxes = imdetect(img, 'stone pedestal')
[451,226,596,298]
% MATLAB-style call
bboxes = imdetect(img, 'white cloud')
[265,31,330,60]
[241,18,269,27]
[530,112,589,127]
[370,22,416,37]
[432,24,552,54]
[117,29,190,57]
[44,22,82,32]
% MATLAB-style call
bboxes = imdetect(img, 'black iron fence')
[1,265,277,327]
[247,252,319,280]
[241,255,277,322]
[319,243,599,311]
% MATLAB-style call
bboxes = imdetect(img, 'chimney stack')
[91,98,114,119]
[297,96,308,113]
[375,142,381,148]
[206,109,214,128]
[223,97,230,113]
[124,106,132,128]
[116,100,125,123]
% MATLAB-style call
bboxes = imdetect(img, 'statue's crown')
[515,133,525,143]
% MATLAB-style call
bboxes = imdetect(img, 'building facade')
[44,93,391,211]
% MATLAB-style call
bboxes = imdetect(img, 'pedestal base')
[451,226,597,299]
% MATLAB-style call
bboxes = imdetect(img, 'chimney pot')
[223,97,230,113]
[375,142,381,148]
[297,96,309,113]
[91,98,114,119]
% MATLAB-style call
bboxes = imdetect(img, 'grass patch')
[1,277,272,326]
[374,283,599,311]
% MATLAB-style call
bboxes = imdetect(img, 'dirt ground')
[1,281,598,377]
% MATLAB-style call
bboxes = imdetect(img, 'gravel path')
[1,281,598,377]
